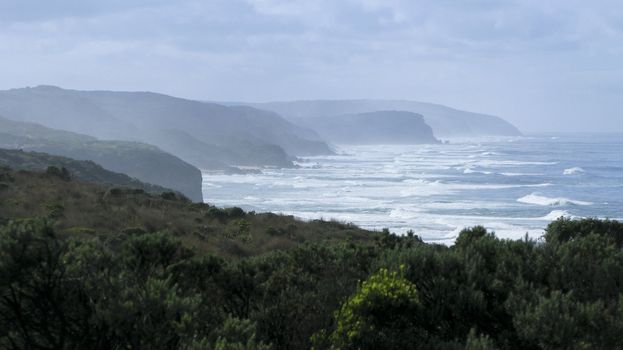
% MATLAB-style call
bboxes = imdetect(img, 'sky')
[0,0,622,133]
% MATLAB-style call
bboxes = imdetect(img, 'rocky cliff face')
[294,110,440,145]
[244,99,522,138]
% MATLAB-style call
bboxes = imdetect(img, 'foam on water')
[500,172,544,177]
[462,167,493,175]
[563,167,585,175]
[202,135,623,243]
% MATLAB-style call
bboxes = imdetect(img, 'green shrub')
[226,207,245,218]
[207,207,229,221]
[45,202,65,220]
[210,317,272,350]
[64,226,96,235]
[122,227,148,235]
[161,191,178,200]
[545,217,623,247]
[465,328,496,350]
[266,227,286,237]
[46,165,71,181]
[320,267,423,350]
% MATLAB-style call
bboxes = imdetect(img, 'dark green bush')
[46,165,71,181]
[545,217,623,246]
[226,206,245,218]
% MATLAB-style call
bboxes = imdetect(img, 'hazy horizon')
[1,0,622,133]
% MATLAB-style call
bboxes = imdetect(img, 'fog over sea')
[202,134,623,244]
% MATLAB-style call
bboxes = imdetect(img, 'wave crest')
[517,193,593,206]
[563,167,585,175]
[540,210,573,220]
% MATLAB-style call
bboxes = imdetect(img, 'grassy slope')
[0,115,204,201]
[0,148,172,194]
[0,167,377,258]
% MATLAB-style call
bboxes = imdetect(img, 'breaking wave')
[518,193,593,206]
[563,167,585,175]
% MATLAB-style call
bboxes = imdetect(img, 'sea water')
[202,134,623,244]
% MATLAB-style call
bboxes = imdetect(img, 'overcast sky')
[1,0,622,132]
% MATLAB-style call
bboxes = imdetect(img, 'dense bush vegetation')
[2,217,623,349]
[2,167,623,349]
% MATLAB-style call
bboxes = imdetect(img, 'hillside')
[245,99,522,138]
[0,86,333,169]
[296,110,440,144]
[0,148,175,194]
[0,116,203,201]
[0,167,376,257]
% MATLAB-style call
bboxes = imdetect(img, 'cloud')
[0,0,172,22]
[0,0,621,132]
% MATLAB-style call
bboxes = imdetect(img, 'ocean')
[202,134,623,244]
